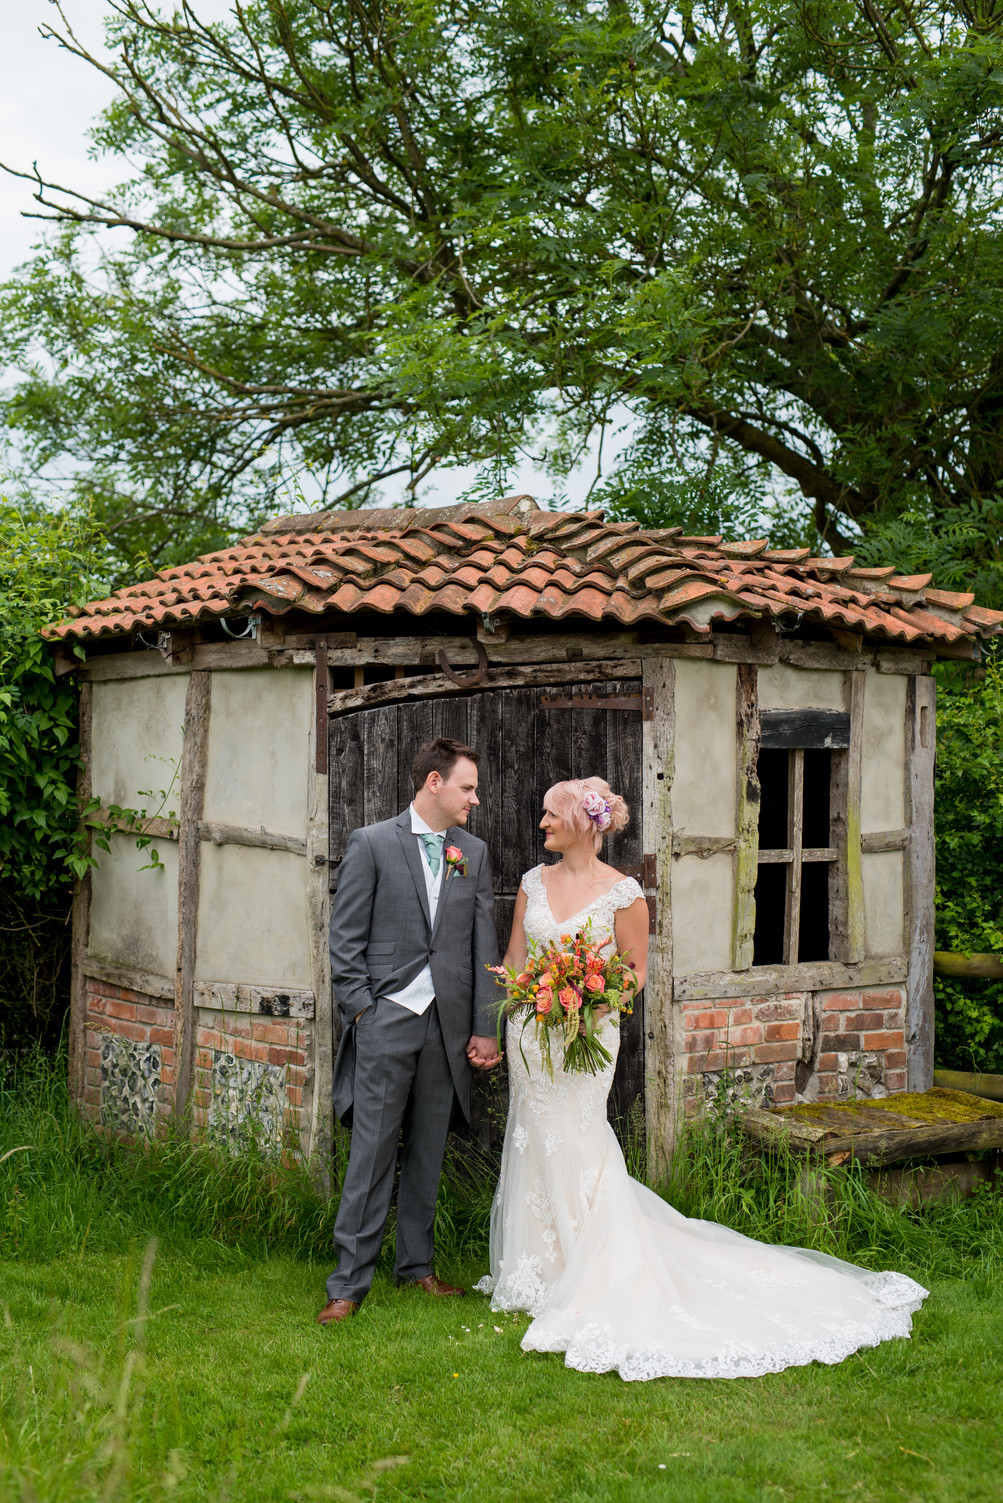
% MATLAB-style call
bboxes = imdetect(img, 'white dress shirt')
[386,805,445,1015]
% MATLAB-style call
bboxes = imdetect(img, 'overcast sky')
[0,0,622,510]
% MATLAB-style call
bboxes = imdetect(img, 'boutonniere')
[444,845,468,878]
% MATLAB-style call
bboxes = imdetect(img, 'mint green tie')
[419,832,444,876]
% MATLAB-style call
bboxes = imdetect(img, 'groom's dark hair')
[413,737,479,792]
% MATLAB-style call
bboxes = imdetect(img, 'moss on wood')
[779,1086,1003,1126]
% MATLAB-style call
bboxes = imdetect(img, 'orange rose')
[585,973,604,992]
[559,986,580,1011]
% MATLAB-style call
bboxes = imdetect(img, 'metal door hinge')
[539,686,653,720]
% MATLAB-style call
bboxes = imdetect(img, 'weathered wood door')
[328,680,645,1151]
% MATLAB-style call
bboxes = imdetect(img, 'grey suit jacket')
[329,810,499,1124]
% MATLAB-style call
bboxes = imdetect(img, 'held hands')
[466,1034,503,1070]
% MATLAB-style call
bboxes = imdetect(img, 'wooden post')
[642,655,676,1182]
[68,681,93,1105]
[173,671,211,1120]
[783,749,805,965]
[831,669,866,963]
[845,670,866,962]
[306,693,334,1179]
[732,664,760,970]
[314,639,329,775]
[906,675,936,1091]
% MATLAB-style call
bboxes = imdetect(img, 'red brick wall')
[83,981,310,1152]
[682,985,906,1115]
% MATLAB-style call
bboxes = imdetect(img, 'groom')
[318,737,502,1325]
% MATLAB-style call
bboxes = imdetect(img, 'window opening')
[753,745,837,966]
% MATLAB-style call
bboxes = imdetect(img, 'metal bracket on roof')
[221,613,261,640]
[437,640,489,688]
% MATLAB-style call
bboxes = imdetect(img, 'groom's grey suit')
[326,810,498,1301]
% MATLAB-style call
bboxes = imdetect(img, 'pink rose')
[536,991,553,1015]
[559,986,580,1011]
[585,973,604,992]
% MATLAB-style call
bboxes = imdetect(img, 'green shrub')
[932,654,1003,1072]
[0,500,109,1049]
[0,500,106,895]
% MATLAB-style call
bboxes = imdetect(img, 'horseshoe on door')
[437,640,489,688]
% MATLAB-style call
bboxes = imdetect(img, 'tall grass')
[0,1048,337,1262]
[0,1049,498,1268]
[661,1096,1003,1283]
[4,1049,1002,1284]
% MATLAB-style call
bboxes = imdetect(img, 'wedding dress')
[475,864,928,1381]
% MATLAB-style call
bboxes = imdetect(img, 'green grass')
[2,1054,1003,1502]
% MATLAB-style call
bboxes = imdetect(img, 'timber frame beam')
[173,671,211,1120]
[76,629,939,683]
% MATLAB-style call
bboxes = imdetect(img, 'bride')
[475,776,927,1380]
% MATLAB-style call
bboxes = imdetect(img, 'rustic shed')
[47,494,1003,1174]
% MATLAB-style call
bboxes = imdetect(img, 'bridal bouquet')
[489,920,639,1077]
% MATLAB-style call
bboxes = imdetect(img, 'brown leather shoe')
[402,1274,466,1297]
[316,1298,360,1325]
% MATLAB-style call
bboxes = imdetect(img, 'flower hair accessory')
[444,844,467,877]
[581,788,612,833]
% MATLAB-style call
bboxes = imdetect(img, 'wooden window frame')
[735,669,866,972]
[755,745,842,966]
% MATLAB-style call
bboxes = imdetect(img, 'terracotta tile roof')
[46,494,1003,652]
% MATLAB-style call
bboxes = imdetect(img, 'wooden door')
[329,680,645,1153]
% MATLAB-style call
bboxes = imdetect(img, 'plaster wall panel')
[195,842,312,987]
[671,852,735,974]
[203,668,312,836]
[860,670,907,832]
[672,660,737,838]
[757,664,846,711]
[90,676,188,810]
[861,850,905,956]
[89,833,179,976]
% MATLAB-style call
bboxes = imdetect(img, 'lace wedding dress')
[475,864,928,1381]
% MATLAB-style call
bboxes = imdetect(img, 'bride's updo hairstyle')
[544,776,629,853]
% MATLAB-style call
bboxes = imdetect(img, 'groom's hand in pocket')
[466,1034,502,1070]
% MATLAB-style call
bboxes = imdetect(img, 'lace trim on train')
[476,1268,928,1378]
[521,1273,927,1380]
[474,1255,552,1318]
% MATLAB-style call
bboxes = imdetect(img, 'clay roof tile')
[42,497,1000,654]
[718,539,770,559]
[925,587,976,610]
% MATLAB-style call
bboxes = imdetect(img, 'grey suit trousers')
[325,996,455,1301]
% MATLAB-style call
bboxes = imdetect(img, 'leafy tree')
[1,0,1003,569]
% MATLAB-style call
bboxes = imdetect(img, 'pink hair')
[543,776,629,852]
